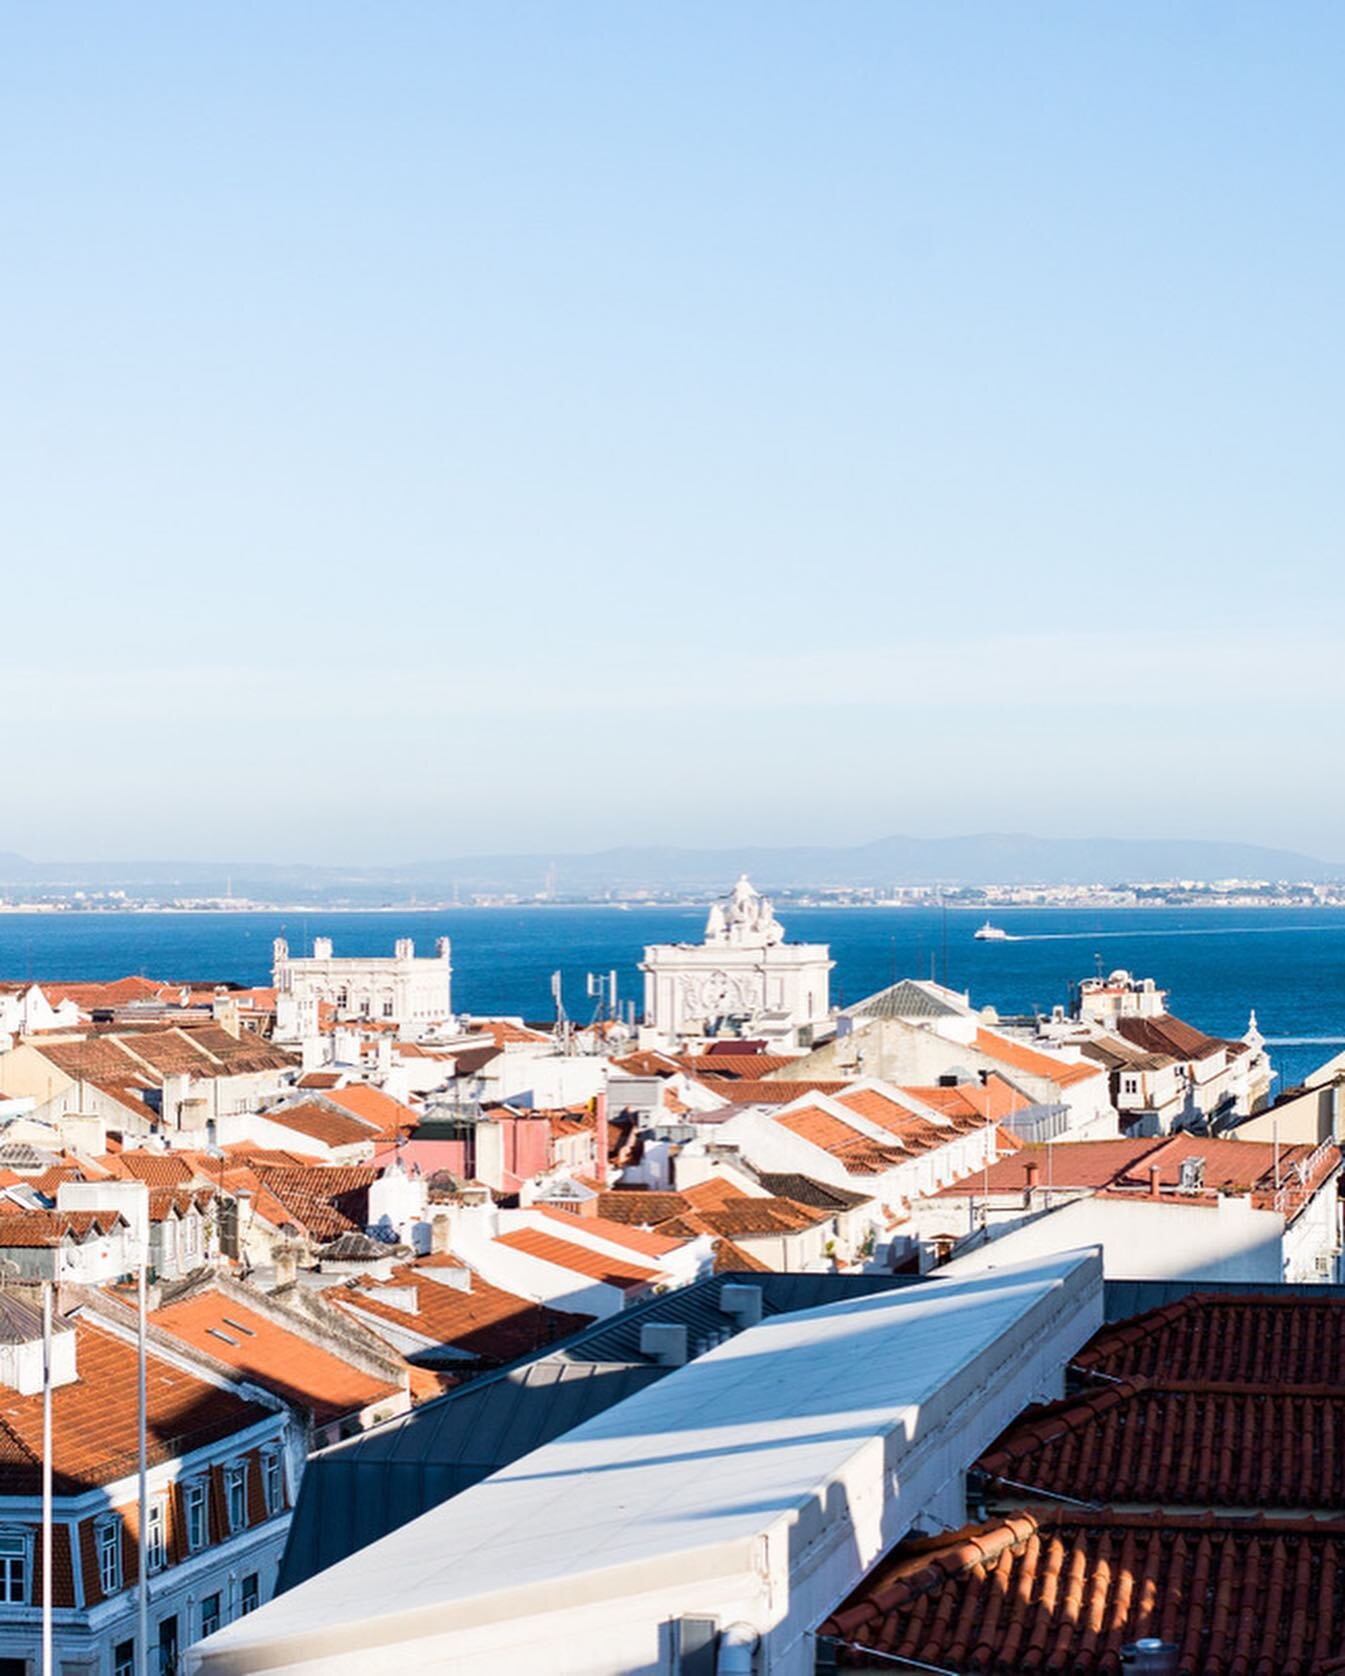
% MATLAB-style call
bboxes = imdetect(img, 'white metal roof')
[191,1251,1099,1674]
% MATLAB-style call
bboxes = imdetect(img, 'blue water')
[3,905,1345,1090]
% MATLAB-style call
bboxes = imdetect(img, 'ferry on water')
[974,921,1010,941]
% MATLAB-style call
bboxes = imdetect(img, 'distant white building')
[273,937,452,1039]
[640,876,833,1046]
[1076,969,1167,1023]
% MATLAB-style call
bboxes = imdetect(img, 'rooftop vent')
[1178,1156,1206,1192]
[1121,1640,1180,1673]
[720,1283,763,1328]
[639,1322,689,1367]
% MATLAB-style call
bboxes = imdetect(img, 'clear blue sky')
[4,4,1343,863]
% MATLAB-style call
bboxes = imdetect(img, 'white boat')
[974,921,1010,941]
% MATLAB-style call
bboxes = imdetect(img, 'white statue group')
[703,874,785,947]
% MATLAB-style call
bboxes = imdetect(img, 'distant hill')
[1,834,1342,900]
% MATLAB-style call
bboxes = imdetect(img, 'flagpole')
[138,1242,148,1676]
[41,1279,52,1676]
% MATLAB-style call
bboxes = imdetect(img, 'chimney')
[430,1215,453,1256]
[594,1090,609,1189]
[1148,1163,1162,1199]
[212,995,242,1039]
[272,1241,300,1289]
[1024,1160,1040,1203]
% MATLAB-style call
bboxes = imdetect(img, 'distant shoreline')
[2,898,1344,917]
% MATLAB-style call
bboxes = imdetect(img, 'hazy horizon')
[3,828,1343,879]
[6,4,1344,861]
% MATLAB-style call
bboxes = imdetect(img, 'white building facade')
[641,877,833,1046]
[272,938,452,1039]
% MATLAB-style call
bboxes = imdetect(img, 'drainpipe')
[717,1623,759,1675]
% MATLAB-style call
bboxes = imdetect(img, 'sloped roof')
[333,1261,592,1367]
[266,1103,379,1149]
[974,1028,1105,1088]
[822,1507,1345,1674]
[0,1315,271,1494]
[1115,1012,1248,1062]
[152,1290,403,1426]
[1074,1292,1345,1385]
[756,1173,873,1211]
[322,1085,419,1140]
[845,980,966,1021]
[977,1377,1345,1512]
[494,1228,658,1292]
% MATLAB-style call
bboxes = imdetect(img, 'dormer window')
[96,1516,122,1595]
[0,1530,29,1603]
[224,1462,248,1533]
[145,1498,167,1574]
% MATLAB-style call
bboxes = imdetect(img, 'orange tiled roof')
[264,1103,378,1149]
[595,1190,693,1227]
[977,1377,1345,1512]
[974,1028,1105,1088]
[692,1079,851,1105]
[108,1152,195,1187]
[322,1084,418,1140]
[774,1104,911,1174]
[468,1019,551,1048]
[821,1507,1345,1674]
[0,1210,125,1247]
[333,1260,592,1366]
[533,1206,684,1258]
[675,1053,803,1081]
[35,976,168,1010]
[899,1081,1031,1122]
[151,1290,401,1426]
[251,1165,381,1241]
[0,1316,271,1494]
[677,1177,753,1212]
[494,1227,657,1292]
[1074,1293,1345,1385]
[933,1137,1170,1196]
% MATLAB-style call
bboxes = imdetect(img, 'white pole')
[138,1249,148,1676]
[41,1280,53,1676]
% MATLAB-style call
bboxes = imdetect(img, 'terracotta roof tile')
[332,1260,592,1366]
[974,1028,1105,1088]
[822,1508,1345,1674]
[494,1227,658,1292]
[0,1316,270,1494]
[1074,1293,1345,1385]
[265,1102,378,1149]
[322,1085,418,1140]
[151,1290,402,1426]
[977,1378,1345,1512]
[532,1206,685,1258]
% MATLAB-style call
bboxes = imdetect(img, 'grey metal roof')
[844,980,964,1021]
[277,1270,924,1593]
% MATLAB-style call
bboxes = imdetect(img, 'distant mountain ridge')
[1,834,1342,900]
